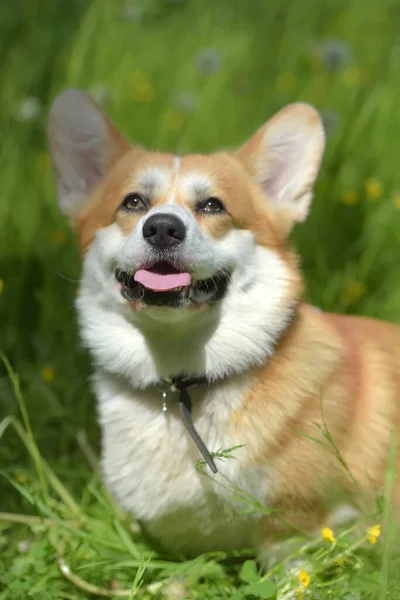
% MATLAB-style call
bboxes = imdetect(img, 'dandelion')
[49,229,67,246]
[342,189,358,205]
[365,177,383,200]
[195,48,222,75]
[41,366,55,383]
[299,569,310,588]
[15,96,42,122]
[321,526,336,543]
[341,280,366,307]
[174,91,198,113]
[318,39,352,71]
[131,71,155,103]
[0,279,4,295]
[367,524,381,544]
[162,109,184,131]
[276,72,297,93]
[342,66,361,87]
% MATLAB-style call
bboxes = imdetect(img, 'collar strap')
[157,375,218,474]
[157,375,208,393]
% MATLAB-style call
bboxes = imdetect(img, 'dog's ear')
[236,103,325,226]
[48,89,130,217]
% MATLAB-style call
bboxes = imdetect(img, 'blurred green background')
[3,0,400,519]
[1,0,400,596]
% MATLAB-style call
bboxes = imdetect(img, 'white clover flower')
[162,578,188,600]
[174,90,198,112]
[17,540,30,553]
[15,96,42,122]
[121,4,143,21]
[195,48,222,75]
[318,39,352,71]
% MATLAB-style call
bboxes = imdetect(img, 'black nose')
[142,213,186,250]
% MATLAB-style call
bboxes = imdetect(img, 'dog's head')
[48,90,324,382]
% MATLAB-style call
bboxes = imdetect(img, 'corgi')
[48,90,400,562]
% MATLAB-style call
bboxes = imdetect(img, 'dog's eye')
[197,197,225,214]
[121,193,147,212]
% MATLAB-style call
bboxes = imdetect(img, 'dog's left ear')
[236,103,325,225]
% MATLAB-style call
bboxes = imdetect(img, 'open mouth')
[116,261,230,308]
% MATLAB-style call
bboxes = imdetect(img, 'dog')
[48,89,400,562]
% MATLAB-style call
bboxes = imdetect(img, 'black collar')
[155,375,218,474]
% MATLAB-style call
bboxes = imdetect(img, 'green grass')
[1,0,400,597]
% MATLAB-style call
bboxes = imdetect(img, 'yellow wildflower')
[14,471,29,484]
[342,190,358,205]
[342,66,361,86]
[393,193,400,209]
[365,177,383,201]
[0,279,4,295]
[295,587,305,600]
[341,280,366,307]
[131,71,155,103]
[299,569,310,588]
[130,70,150,86]
[41,366,55,383]
[367,524,381,544]
[162,109,184,131]
[321,526,336,543]
[132,82,154,103]
[276,72,297,93]
[49,229,67,247]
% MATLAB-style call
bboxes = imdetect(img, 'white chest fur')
[95,371,272,555]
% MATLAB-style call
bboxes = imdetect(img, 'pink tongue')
[134,269,191,292]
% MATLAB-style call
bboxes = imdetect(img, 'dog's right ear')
[48,89,130,217]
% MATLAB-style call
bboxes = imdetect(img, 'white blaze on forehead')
[167,156,181,204]
[174,155,180,174]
